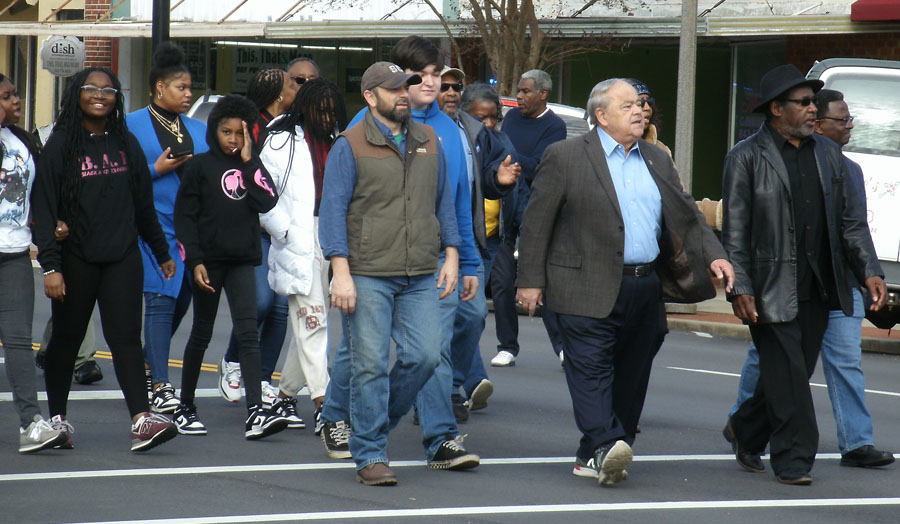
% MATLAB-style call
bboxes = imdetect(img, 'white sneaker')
[560,351,565,367]
[218,358,242,403]
[261,381,279,406]
[467,379,493,411]
[19,415,68,453]
[490,350,516,367]
[150,383,181,414]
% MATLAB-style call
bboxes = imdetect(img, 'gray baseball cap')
[361,61,422,94]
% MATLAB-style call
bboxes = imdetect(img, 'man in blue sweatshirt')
[318,37,481,471]
[490,69,567,368]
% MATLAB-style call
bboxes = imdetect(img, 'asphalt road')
[2,269,899,523]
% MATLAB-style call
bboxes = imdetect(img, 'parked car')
[807,58,900,327]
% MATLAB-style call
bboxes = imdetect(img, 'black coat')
[721,124,882,324]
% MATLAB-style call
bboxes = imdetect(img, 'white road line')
[63,498,900,524]
[0,454,844,483]
[0,387,308,402]
[692,331,713,338]
[667,366,900,398]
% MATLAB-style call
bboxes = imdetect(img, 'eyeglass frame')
[779,97,815,107]
[817,115,855,125]
[80,85,119,98]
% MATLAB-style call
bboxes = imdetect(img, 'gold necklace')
[148,104,184,143]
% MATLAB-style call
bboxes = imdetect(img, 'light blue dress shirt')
[596,127,662,264]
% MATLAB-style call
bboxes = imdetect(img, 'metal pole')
[674,0,697,195]
[151,0,171,54]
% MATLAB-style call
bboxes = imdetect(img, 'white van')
[808,58,900,327]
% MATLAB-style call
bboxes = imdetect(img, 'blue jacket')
[349,102,478,276]
[126,107,208,297]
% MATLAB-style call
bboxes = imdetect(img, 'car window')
[824,69,900,157]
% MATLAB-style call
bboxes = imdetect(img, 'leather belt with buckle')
[622,261,656,277]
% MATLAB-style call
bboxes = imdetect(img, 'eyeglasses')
[780,97,815,107]
[291,76,306,86]
[440,82,463,93]
[81,85,118,98]
[639,96,655,106]
[635,99,648,108]
[818,115,855,125]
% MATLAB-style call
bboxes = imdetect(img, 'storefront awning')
[851,0,900,22]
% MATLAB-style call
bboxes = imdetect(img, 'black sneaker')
[313,406,324,436]
[273,397,305,429]
[245,405,288,440]
[451,394,469,423]
[173,403,207,435]
[145,368,153,397]
[73,360,103,385]
[321,419,352,459]
[428,435,480,470]
[150,383,181,414]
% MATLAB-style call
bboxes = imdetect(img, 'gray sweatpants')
[0,251,41,428]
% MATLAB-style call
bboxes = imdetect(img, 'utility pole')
[669,0,699,315]
[151,0,171,54]
[674,0,697,195]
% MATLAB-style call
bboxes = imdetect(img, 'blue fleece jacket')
[127,107,208,297]
[349,102,478,276]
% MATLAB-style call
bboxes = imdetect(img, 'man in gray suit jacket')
[516,78,734,487]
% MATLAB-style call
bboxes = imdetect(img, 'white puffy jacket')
[259,124,316,296]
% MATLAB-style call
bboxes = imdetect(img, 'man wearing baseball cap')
[721,64,886,485]
[318,61,462,486]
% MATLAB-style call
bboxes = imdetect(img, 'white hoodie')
[259,123,317,296]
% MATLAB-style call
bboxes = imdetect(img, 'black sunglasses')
[781,97,815,107]
[440,82,463,93]
[291,76,307,86]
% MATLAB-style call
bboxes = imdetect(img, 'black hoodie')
[174,118,278,271]
[31,126,170,273]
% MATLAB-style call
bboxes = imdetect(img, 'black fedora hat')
[753,64,824,113]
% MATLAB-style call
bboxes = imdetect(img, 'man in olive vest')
[319,62,461,486]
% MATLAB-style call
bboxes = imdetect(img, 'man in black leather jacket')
[721,64,887,486]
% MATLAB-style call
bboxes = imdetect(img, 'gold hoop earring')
[157,92,162,99]
[278,96,283,102]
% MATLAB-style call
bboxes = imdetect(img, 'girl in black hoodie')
[173,95,285,439]
[30,67,178,452]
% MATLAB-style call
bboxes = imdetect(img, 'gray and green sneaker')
[573,456,600,478]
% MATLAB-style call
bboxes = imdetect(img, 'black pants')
[557,272,662,459]
[490,242,519,355]
[180,263,262,409]
[45,246,149,418]
[541,308,568,357]
[732,294,828,476]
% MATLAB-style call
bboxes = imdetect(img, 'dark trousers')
[181,263,262,409]
[45,246,149,418]
[557,272,662,459]
[541,308,567,357]
[490,242,519,355]
[731,294,828,475]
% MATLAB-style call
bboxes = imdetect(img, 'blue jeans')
[452,261,489,398]
[413,254,465,460]
[224,233,288,382]
[729,287,873,454]
[345,274,441,469]
[143,272,192,385]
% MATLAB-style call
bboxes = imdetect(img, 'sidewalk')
[667,287,900,356]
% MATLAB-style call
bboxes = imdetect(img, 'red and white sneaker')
[218,358,242,403]
[131,412,177,452]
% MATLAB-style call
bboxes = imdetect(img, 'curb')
[667,317,900,356]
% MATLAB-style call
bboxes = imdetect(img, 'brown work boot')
[356,462,398,486]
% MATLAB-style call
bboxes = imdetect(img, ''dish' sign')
[40,36,85,77]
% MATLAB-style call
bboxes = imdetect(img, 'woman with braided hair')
[30,67,178,452]
[217,67,296,407]
[260,78,347,431]
[246,68,296,150]
[126,41,208,418]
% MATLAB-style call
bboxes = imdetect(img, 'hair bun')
[151,41,186,69]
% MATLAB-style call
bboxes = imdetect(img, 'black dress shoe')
[726,419,765,473]
[776,471,812,485]
[722,418,735,445]
[841,445,895,468]
[74,360,103,385]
